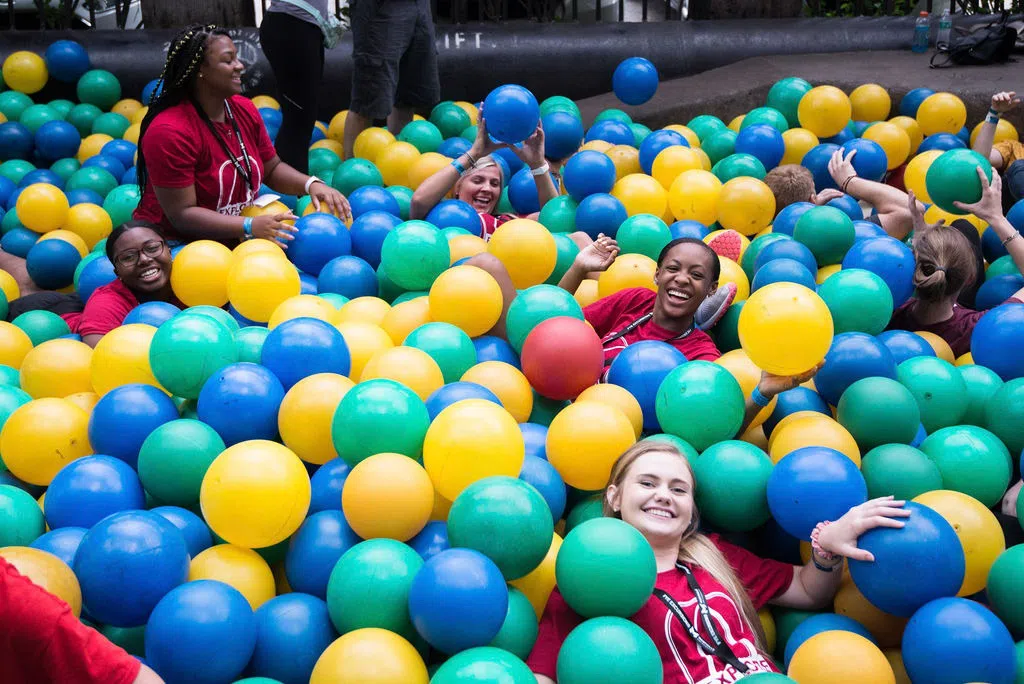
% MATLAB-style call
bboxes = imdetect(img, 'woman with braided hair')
[133,24,350,247]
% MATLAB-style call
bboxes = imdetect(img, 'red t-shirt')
[61,279,139,337]
[584,288,722,370]
[0,558,141,684]
[134,95,277,241]
[886,296,1022,357]
[479,212,515,241]
[527,535,794,684]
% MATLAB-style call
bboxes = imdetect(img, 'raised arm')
[828,149,922,240]
[972,91,1019,170]
[953,168,1024,301]
[411,118,503,219]
[557,235,619,294]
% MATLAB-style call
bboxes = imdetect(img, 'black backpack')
[930,12,1018,68]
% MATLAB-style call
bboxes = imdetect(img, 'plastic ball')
[325,538,423,636]
[379,220,449,290]
[767,446,867,540]
[283,509,360,600]
[0,546,81,617]
[987,545,1024,635]
[44,40,90,83]
[28,525,87,568]
[341,452,432,541]
[483,85,539,144]
[817,268,893,335]
[693,440,773,531]
[917,423,1011,508]
[187,544,274,610]
[916,92,967,136]
[148,312,237,399]
[895,356,966,433]
[431,646,534,683]
[737,282,833,376]
[836,376,920,451]
[788,631,894,684]
[556,616,662,684]
[863,121,911,170]
[310,628,428,684]
[227,252,302,323]
[44,454,144,530]
[331,378,429,466]
[563,150,617,202]
[1,398,91,486]
[520,317,602,401]
[925,148,993,214]
[248,593,336,684]
[798,86,852,138]
[612,57,658,105]
[841,137,889,182]
[605,340,686,431]
[3,51,48,94]
[460,360,533,422]
[274,373,352,466]
[841,236,915,306]
[135,419,224,509]
[655,360,745,451]
[546,400,636,490]
[735,123,785,170]
[0,484,45,547]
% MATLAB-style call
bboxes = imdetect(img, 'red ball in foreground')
[521,317,603,401]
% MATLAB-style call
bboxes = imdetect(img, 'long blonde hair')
[602,441,768,652]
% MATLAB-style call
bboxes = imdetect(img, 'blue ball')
[1006,197,1024,232]
[44,40,91,82]
[196,362,286,445]
[0,176,14,207]
[814,332,898,406]
[483,84,540,144]
[123,301,181,327]
[520,422,548,460]
[19,168,64,189]
[408,548,509,653]
[149,506,212,559]
[638,129,686,175]
[309,458,350,515]
[44,455,145,530]
[289,212,351,276]
[767,446,867,541]
[5,186,22,212]
[955,126,971,145]
[976,274,1024,310]
[848,501,965,616]
[426,199,479,234]
[299,271,318,295]
[982,225,1010,263]
[754,237,818,275]
[563,150,617,202]
[89,384,179,469]
[910,422,927,447]
[83,154,126,183]
[472,335,520,368]
[34,120,81,163]
[918,133,966,153]
[121,166,137,186]
[348,185,401,220]
[409,520,450,561]
[762,386,831,436]
[542,111,585,161]
[899,88,935,117]
[801,143,841,192]
[318,255,377,299]
[853,120,872,136]
[606,340,687,431]
[1,227,38,258]
[100,139,137,170]
[310,124,326,145]
[508,167,541,214]
[141,79,163,105]
[519,454,566,523]
[751,258,817,292]
[585,119,634,147]
[74,510,190,627]
[771,202,815,237]
[65,187,103,206]
[735,124,785,170]
[285,510,361,600]
[425,381,502,420]
[26,238,81,290]
[668,220,710,240]
[575,192,627,239]
[437,136,472,159]
[842,236,915,306]
[822,124,855,146]
[259,107,283,131]
[876,329,936,365]
[0,122,35,160]
[145,580,257,684]
[971,303,1024,381]
[853,219,886,241]
[827,193,863,220]
[491,146,522,180]
[77,255,116,301]
[613,57,659,106]
[261,318,350,390]
[29,526,87,567]
[783,613,875,668]
[249,593,337,684]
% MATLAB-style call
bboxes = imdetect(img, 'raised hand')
[816,496,912,562]
[573,234,619,273]
[952,166,1004,223]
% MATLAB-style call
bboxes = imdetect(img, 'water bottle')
[912,11,930,53]
[938,9,953,48]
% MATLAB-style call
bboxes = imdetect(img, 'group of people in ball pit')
[3,22,1024,684]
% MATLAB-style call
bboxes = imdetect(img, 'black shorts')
[349,0,440,119]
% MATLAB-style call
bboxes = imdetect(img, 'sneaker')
[706,230,743,262]
[696,282,737,331]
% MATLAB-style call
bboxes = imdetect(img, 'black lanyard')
[602,310,694,366]
[193,99,255,191]
[653,563,750,674]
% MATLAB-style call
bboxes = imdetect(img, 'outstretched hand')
[991,91,1020,115]
[817,496,912,562]
[756,362,824,399]
[952,166,1004,223]
[812,188,845,206]
[573,234,619,273]
[907,189,943,236]
[510,125,547,169]
[470,116,507,159]
[828,149,857,188]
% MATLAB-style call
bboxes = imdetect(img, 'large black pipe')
[0,15,1004,118]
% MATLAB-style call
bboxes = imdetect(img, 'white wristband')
[304,175,323,194]
[529,163,550,177]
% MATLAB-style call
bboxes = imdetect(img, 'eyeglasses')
[115,240,167,269]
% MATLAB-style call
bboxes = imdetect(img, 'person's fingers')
[843,546,874,562]
[274,212,299,222]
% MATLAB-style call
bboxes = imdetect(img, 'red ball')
[521,316,604,400]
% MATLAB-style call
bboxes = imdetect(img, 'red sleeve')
[141,111,199,189]
[233,96,276,164]
[525,588,583,679]
[75,282,137,338]
[710,534,795,609]
[583,288,643,338]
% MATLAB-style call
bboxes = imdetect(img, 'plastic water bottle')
[912,11,930,53]
[938,9,953,48]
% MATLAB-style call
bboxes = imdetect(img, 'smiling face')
[111,227,171,295]
[455,165,503,214]
[606,449,696,546]
[198,35,244,97]
[654,242,718,321]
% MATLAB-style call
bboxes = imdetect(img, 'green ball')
[925,148,994,214]
[74,251,102,290]
[986,254,1021,280]
[1,208,25,234]
[712,153,766,182]
[538,194,577,234]
[137,419,226,507]
[488,587,538,660]
[986,545,1024,634]
[594,108,631,125]
[556,617,661,684]
[0,484,45,546]
[712,301,744,353]
[0,288,9,322]
[19,104,59,134]
[448,476,554,580]
[861,444,943,501]
[429,102,472,140]
[793,205,855,266]
[392,291,427,306]
[528,391,568,426]
[701,129,737,167]
[66,103,102,137]
[379,220,449,290]
[630,122,652,147]
[330,158,383,196]
[148,312,238,399]
[0,385,30,433]
[0,160,35,185]
[919,425,1011,507]
[308,148,342,178]
[773,607,822,659]
[294,195,313,217]
[554,517,656,618]
[432,646,534,684]
[66,166,117,198]
[331,378,430,466]
[983,377,1024,455]
[817,268,893,335]
[497,186,515,214]
[693,440,773,531]
[12,309,70,346]
[741,106,789,133]
[47,99,74,119]
[91,111,130,139]
[76,69,121,110]
[185,305,239,333]
[505,284,583,353]
[0,91,33,121]
[0,365,22,387]
[540,96,581,119]
[50,157,80,182]
[642,433,700,459]
[386,186,413,220]
[616,214,671,261]
[896,356,967,433]
[99,624,146,657]
[565,496,603,533]
[326,538,423,636]
[836,376,920,451]
[102,183,141,227]
[234,327,269,364]
[766,77,813,129]
[404,322,477,383]
[959,364,1003,427]
[686,114,726,143]
[398,120,443,154]
[742,234,790,281]
[544,233,580,286]
[655,361,745,451]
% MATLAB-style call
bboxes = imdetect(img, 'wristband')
[304,175,323,194]
[529,163,551,177]
[451,159,467,175]
[751,386,771,408]
[1002,232,1020,246]
[989,107,1001,117]
[242,217,254,240]
[841,175,856,194]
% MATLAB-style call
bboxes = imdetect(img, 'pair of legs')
[342,0,440,158]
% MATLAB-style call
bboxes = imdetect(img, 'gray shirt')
[266,0,330,26]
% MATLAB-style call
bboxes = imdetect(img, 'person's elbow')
[409,191,432,220]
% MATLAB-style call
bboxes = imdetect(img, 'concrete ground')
[577,49,1022,129]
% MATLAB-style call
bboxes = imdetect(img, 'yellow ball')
[131,105,148,124]
[65,391,99,414]
[798,85,853,138]
[668,169,722,225]
[970,117,1018,147]
[407,151,451,190]
[327,110,349,143]
[833,581,908,648]
[336,322,394,380]
[227,252,301,323]
[423,398,524,501]
[574,279,600,308]
[268,294,340,329]
[728,115,745,132]
[250,95,280,110]
[310,139,344,157]
[2,51,48,94]
[716,349,776,428]
[916,92,967,136]
[91,324,163,396]
[578,140,611,154]
[850,83,892,122]
[170,240,233,308]
[448,234,488,264]
[914,330,955,364]
[487,218,557,289]
[279,373,354,464]
[914,489,1005,596]
[64,203,113,249]
[902,150,943,204]
[716,177,775,236]
[547,400,636,490]
[376,141,420,187]
[955,352,974,367]
[612,173,668,218]
[38,230,88,257]
[738,282,834,376]
[925,204,985,230]
[769,414,860,466]
[0,398,91,485]
[597,254,657,299]
[0,546,81,616]
[576,383,644,438]
[454,101,479,124]
[651,146,704,190]
[111,98,143,120]
[664,124,701,148]
[428,265,502,337]
[241,200,294,224]
[460,361,533,423]
[232,238,284,263]
[780,128,820,166]
[342,452,434,540]
[16,183,68,233]
[816,264,842,285]
[200,440,311,548]
[888,115,924,155]
[77,133,113,164]
[510,532,563,618]
[694,147,712,171]
[122,122,141,145]
[0,269,20,302]
[380,296,431,344]
[361,346,444,399]
[864,121,912,170]
[0,321,33,368]
[20,339,93,399]
[188,544,275,610]
[431,489,453,521]
[788,631,895,684]
[607,144,642,180]
[338,296,392,327]
[310,629,429,684]
[717,256,750,303]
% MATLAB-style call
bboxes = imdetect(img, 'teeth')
[668,290,690,300]
[644,508,673,519]
[141,268,158,278]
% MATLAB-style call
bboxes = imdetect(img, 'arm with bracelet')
[953,167,1024,301]
[973,91,1020,171]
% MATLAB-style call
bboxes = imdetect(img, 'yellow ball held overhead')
[278,373,354,464]
[798,85,852,138]
[360,346,444,400]
[342,452,434,541]
[188,544,276,610]
[90,324,164,396]
[597,254,657,299]
[461,360,534,423]
[429,264,503,338]
[546,400,636,490]
[738,282,833,377]
[335,322,394,380]
[19,339,93,399]
[487,218,557,289]
[170,240,233,308]
[0,398,92,486]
